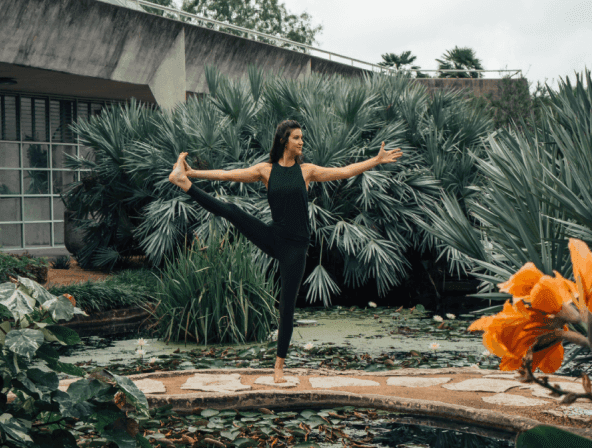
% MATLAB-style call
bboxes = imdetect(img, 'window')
[0,92,111,250]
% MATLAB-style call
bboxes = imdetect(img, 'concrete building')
[0,0,522,259]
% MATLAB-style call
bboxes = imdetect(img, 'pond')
[76,404,516,448]
[52,304,590,447]
[53,305,503,376]
[52,304,591,378]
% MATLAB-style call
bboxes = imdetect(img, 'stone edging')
[119,367,592,441]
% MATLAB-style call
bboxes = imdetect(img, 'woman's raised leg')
[169,154,276,259]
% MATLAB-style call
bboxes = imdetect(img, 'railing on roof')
[131,0,522,79]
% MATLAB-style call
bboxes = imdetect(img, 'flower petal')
[498,262,543,297]
[569,238,592,312]
[533,341,564,373]
[529,276,572,315]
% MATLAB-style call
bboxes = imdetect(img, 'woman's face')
[286,128,303,156]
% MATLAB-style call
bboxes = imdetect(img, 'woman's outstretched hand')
[376,142,403,164]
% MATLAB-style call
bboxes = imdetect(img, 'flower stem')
[562,330,591,349]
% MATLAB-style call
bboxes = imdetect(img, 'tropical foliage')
[47,268,159,313]
[436,46,484,78]
[416,69,592,364]
[147,226,280,344]
[479,75,554,133]
[377,50,430,79]
[0,276,151,447]
[0,253,49,285]
[63,64,495,308]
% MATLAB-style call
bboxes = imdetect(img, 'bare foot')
[169,153,191,191]
[274,369,287,383]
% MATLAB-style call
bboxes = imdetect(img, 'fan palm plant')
[415,69,592,366]
[63,63,494,309]
[436,46,484,79]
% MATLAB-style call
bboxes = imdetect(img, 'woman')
[168,119,403,383]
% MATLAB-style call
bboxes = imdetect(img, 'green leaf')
[41,295,75,322]
[5,328,45,360]
[110,373,150,418]
[53,389,96,419]
[90,409,122,433]
[0,321,11,345]
[0,283,36,321]
[43,357,87,377]
[45,325,81,345]
[67,378,110,403]
[135,433,152,448]
[39,327,64,345]
[49,429,79,448]
[36,342,59,360]
[515,424,592,448]
[0,412,33,443]
[102,427,137,448]
[16,276,57,305]
[27,367,59,390]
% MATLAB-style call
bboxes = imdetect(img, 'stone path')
[53,367,592,440]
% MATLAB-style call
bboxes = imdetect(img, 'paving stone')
[180,373,251,392]
[525,381,591,402]
[386,377,452,387]
[309,377,380,388]
[133,379,166,394]
[253,376,300,387]
[482,373,522,379]
[482,393,551,407]
[442,378,524,393]
[542,401,592,422]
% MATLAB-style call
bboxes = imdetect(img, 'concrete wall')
[0,0,516,108]
[412,77,526,101]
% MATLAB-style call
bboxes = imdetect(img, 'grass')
[47,267,161,313]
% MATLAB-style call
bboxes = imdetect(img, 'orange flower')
[470,272,574,373]
[469,300,568,373]
[569,238,592,314]
[497,262,543,304]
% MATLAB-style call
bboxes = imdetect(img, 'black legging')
[185,183,308,358]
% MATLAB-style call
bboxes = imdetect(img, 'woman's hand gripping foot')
[274,356,288,383]
[169,152,192,192]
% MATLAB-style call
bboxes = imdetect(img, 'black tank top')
[267,162,311,243]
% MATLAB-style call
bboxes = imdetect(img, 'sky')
[278,0,591,94]
[170,0,592,94]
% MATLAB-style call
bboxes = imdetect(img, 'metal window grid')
[0,90,115,252]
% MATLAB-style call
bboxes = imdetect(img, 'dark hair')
[268,120,304,165]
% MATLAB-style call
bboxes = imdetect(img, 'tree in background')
[179,0,323,51]
[139,0,178,18]
[377,50,430,78]
[436,46,484,78]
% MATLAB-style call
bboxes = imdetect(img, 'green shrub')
[63,65,495,307]
[0,275,151,447]
[51,255,71,269]
[47,268,160,313]
[149,226,280,344]
[0,252,50,284]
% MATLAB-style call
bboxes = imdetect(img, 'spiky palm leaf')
[66,65,495,307]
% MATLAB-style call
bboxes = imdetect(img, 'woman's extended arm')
[186,168,228,181]
[185,163,264,183]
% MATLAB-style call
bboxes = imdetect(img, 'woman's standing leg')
[273,238,308,383]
